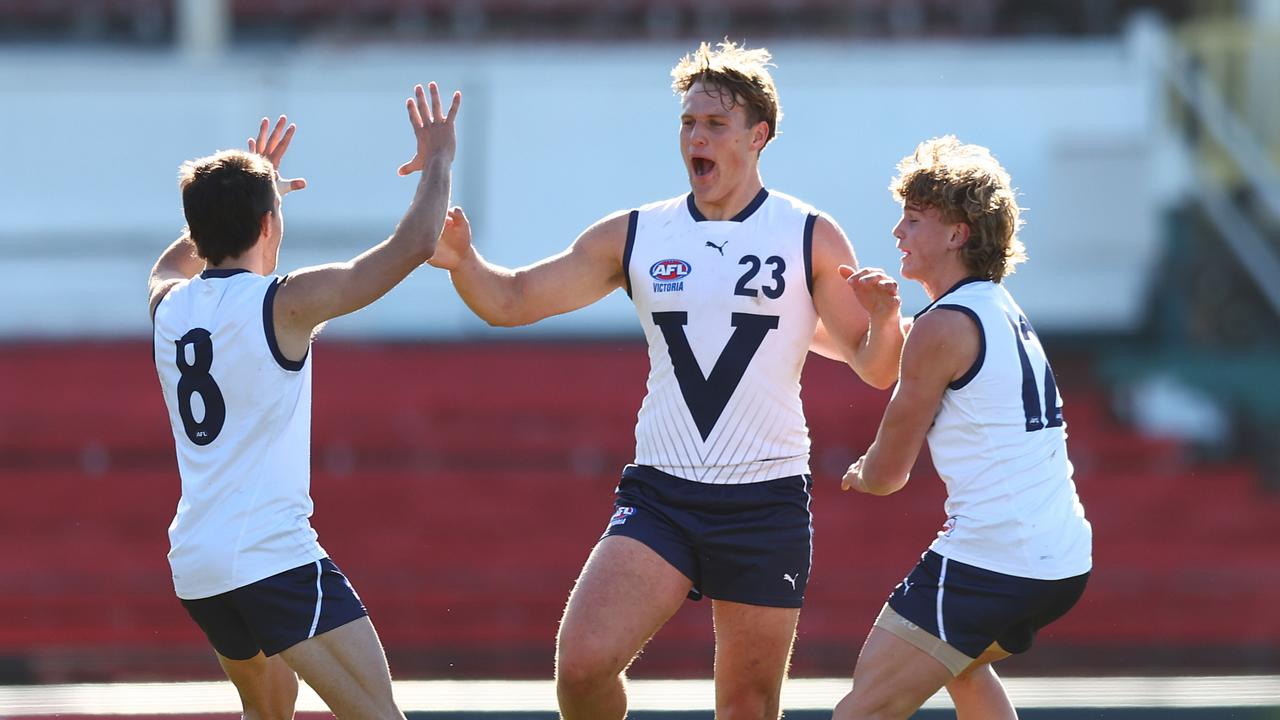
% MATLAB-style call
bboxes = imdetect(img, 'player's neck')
[921,264,974,302]
[207,245,267,276]
[690,176,765,221]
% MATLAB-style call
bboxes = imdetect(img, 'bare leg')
[216,651,299,720]
[710,599,800,720]
[831,627,954,720]
[555,536,694,720]
[278,616,404,720]
[947,645,1016,720]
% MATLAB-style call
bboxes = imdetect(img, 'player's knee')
[234,684,295,720]
[555,644,624,694]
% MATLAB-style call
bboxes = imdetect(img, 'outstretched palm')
[398,82,461,176]
[248,116,307,195]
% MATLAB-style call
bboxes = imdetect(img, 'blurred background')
[1,0,1279,714]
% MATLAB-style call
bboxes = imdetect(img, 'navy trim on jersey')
[913,276,989,321]
[685,188,769,223]
[802,212,817,296]
[200,268,251,280]
[730,188,769,221]
[622,210,639,298]
[934,304,986,390]
[262,277,307,372]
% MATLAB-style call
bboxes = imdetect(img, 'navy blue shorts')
[601,464,813,608]
[886,550,1089,663]
[180,557,368,660]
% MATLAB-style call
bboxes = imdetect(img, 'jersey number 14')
[1010,314,1063,432]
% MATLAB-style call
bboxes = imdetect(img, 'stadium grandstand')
[1,0,1278,717]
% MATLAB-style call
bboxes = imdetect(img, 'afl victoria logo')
[650,259,691,281]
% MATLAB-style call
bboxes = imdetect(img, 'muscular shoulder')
[574,208,633,258]
[808,211,855,267]
[903,307,980,382]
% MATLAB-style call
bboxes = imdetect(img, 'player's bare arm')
[147,231,204,318]
[808,215,904,389]
[428,208,629,327]
[841,308,978,495]
[273,83,459,358]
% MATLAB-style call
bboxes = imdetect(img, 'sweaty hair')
[890,136,1026,282]
[178,149,277,265]
[671,40,781,147]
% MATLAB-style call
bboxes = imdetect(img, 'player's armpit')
[858,309,977,494]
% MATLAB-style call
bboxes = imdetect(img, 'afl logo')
[650,259,691,281]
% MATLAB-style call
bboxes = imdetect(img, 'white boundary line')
[1,676,1279,714]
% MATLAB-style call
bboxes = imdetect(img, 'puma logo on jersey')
[650,259,691,293]
[705,240,727,256]
[783,572,799,590]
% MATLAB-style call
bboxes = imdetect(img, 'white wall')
[0,35,1161,338]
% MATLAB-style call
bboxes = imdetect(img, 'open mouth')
[692,157,716,177]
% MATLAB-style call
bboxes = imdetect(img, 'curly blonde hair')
[890,136,1026,282]
[671,40,781,146]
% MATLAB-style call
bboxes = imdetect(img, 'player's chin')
[899,257,918,280]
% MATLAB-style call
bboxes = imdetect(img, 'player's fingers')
[406,96,424,129]
[247,137,257,153]
[445,90,461,123]
[274,123,297,161]
[413,85,428,126]
[254,117,270,153]
[414,84,430,125]
[267,115,287,153]
[849,268,877,285]
[837,264,857,280]
[428,82,443,122]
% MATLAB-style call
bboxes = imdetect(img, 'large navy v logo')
[651,311,780,441]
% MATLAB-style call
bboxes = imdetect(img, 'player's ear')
[950,222,971,248]
[259,211,274,241]
[751,120,769,151]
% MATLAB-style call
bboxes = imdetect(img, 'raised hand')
[398,82,461,176]
[248,115,307,195]
[429,206,473,270]
[841,265,901,320]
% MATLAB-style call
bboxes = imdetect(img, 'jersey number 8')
[175,328,227,446]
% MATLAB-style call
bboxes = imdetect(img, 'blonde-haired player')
[428,41,904,719]
[834,136,1092,719]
